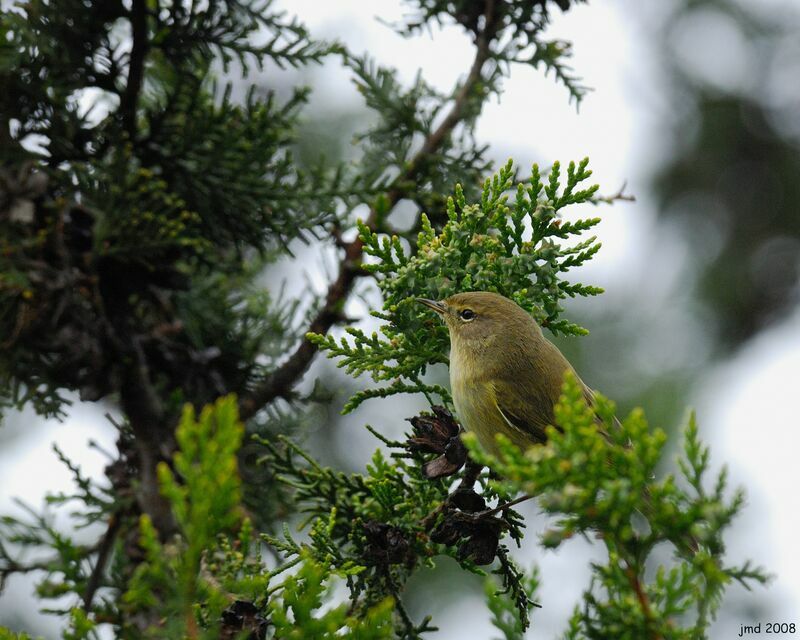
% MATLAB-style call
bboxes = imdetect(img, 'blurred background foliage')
[540,0,800,433]
[652,0,800,349]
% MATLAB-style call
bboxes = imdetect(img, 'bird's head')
[416,291,540,345]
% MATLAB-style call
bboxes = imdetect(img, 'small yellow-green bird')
[417,291,602,457]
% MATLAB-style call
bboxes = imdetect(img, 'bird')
[417,292,703,554]
[417,291,603,457]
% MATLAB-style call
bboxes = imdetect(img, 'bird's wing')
[490,379,559,445]
[490,367,619,446]
[579,382,621,437]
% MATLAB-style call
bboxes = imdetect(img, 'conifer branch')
[0,553,59,588]
[415,0,496,161]
[623,564,661,640]
[240,235,365,418]
[81,513,121,611]
[239,0,499,420]
[121,0,149,138]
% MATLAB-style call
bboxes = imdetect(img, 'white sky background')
[1,0,798,637]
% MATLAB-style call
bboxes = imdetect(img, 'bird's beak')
[416,298,447,315]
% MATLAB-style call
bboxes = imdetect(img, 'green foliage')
[342,48,491,223]
[0,0,347,421]
[464,373,769,639]
[301,153,763,637]
[311,159,603,412]
[255,435,451,636]
[0,0,770,638]
[252,418,538,636]
[0,441,123,616]
[0,0,605,422]
[398,0,589,106]
[121,395,396,638]
[0,397,396,638]
[485,570,540,640]
[124,397,244,625]
[0,629,39,640]
[161,399,244,536]
[268,557,394,640]
[62,608,96,640]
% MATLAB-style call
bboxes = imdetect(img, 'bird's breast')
[449,342,479,425]
[450,343,508,456]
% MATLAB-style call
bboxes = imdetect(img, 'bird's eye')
[459,309,476,321]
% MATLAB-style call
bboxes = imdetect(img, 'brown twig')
[414,1,496,162]
[115,335,176,536]
[591,180,636,205]
[1,556,57,591]
[238,0,498,421]
[238,234,365,419]
[82,513,122,611]
[1,541,102,593]
[474,493,533,519]
[624,563,663,640]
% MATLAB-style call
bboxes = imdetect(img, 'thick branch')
[120,0,148,137]
[239,235,364,419]
[414,2,495,162]
[117,338,175,536]
[239,1,497,421]
[82,513,121,611]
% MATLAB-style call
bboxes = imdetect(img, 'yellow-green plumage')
[419,292,699,553]
[420,291,598,457]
